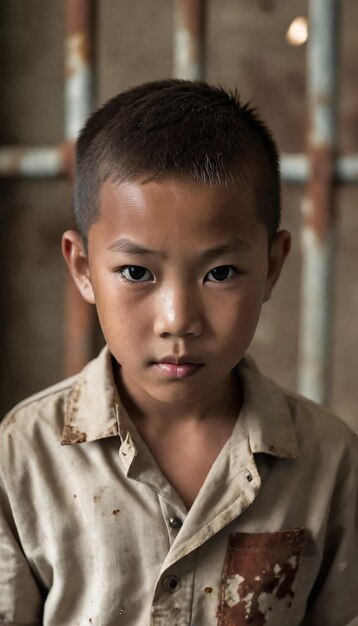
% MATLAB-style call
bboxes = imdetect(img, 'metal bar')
[173,0,206,80]
[64,0,94,141]
[63,0,95,377]
[281,154,309,183]
[2,147,358,185]
[297,0,340,404]
[337,155,358,184]
[0,147,67,177]
[281,154,358,184]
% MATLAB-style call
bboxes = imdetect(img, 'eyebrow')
[107,237,251,259]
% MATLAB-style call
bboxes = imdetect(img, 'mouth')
[151,355,205,379]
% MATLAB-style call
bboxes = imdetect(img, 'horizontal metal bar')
[337,155,358,183]
[0,146,67,177]
[280,155,309,182]
[1,147,358,185]
[281,154,358,184]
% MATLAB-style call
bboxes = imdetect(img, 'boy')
[0,79,357,626]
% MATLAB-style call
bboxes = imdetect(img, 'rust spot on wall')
[217,528,306,625]
[178,0,206,40]
[112,509,120,516]
[65,0,94,42]
[61,140,75,183]
[65,32,92,77]
[305,144,337,244]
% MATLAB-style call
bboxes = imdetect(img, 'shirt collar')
[236,355,299,459]
[61,346,299,460]
[61,346,119,445]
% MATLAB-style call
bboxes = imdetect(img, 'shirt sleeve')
[302,430,358,626]
[0,469,43,625]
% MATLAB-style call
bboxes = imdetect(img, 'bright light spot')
[286,17,308,46]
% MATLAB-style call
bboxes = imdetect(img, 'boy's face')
[63,178,290,410]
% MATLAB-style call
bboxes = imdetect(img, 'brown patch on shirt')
[217,528,306,625]
[112,509,120,516]
[204,586,213,594]
[2,413,16,429]
[93,494,101,503]
[61,423,87,445]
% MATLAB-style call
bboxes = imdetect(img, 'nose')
[153,282,203,338]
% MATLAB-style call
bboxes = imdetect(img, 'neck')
[114,364,243,430]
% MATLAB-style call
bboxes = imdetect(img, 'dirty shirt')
[1,347,358,626]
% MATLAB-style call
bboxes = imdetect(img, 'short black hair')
[74,79,281,245]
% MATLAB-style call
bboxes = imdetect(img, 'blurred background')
[0,0,357,431]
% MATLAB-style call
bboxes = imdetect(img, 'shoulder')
[271,377,358,478]
[242,355,358,471]
[0,374,77,445]
[285,386,357,449]
[0,345,116,466]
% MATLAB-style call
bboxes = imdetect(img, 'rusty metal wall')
[1,0,358,430]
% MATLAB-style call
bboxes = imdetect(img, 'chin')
[147,382,205,404]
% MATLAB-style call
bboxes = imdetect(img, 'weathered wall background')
[0,0,357,431]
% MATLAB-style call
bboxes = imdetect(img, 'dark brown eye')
[207,266,235,282]
[121,266,152,282]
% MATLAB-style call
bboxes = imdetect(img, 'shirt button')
[169,516,183,529]
[163,575,180,593]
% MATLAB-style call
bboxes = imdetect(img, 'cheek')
[93,282,152,342]
[209,287,264,351]
[211,283,264,326]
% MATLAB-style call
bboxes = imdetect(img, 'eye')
[206,265,238,282]
[118,265,153,282]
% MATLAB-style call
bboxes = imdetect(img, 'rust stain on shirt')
[61,423,87,445]
[204,586,213,594]
[93,494,101,503]
[112,509,121,516]
[217,528,306,626]
[2,413,16,430]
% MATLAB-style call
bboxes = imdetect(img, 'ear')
[263,229,291,302]
[62,230,95,304]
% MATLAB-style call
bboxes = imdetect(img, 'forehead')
[90,178,264,252]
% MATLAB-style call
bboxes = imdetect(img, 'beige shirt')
[1,346,358,626]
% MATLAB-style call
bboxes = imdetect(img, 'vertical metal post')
[298,0,340,404]
[173,0,206,80]
[63,0,95,376]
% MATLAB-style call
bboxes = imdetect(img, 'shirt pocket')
[217,528,307,626]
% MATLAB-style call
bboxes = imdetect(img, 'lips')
[152,355,204,379]
[153,362,204,379]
